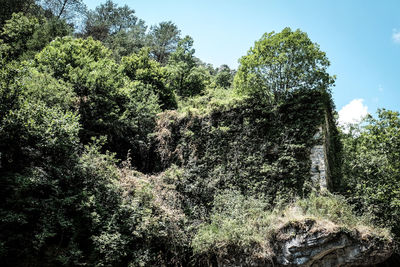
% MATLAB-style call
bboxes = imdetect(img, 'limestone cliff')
[155,90,393,266]
[276,219,392,267]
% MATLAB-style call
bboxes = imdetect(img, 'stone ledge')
[275,219,393,267]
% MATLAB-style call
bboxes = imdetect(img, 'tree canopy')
[149,21,181,65]
[341,109,400,242]
[167,36,209,97]
[234,27,335,102]
[38,0,86,21]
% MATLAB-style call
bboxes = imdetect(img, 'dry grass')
[192,191,392,264]
[117,163,392,264]
[118,161,186,224]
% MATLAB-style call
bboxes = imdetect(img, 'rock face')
[275,220,392,267]
[310,127,329,191]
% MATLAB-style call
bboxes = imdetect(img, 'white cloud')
[392,29,400,44]
[378,84,384,92]
[338,99,368,127]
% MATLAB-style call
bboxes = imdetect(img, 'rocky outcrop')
[310,127,329,191]
[275,220,393,266]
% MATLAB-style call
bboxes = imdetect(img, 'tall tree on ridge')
[234,27,335,103]
[37,0,86,22]
[149,21,181,65]
[83,0,148,58]
[84,0,141,41]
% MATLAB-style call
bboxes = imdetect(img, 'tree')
[167,36,208,97]
[83,0,148,58]
[341,109,400,244]
[0,0,36,27]
[0,47,165,266]
[37,0,86,22]
[84,0,138,40]
[0,13,39,60]
[121,48,176,109]
[34,36,126,143]
[0,13,71,61]
[234,27,334,102]
[84,0,144,41]
[105,20,148,58]
[0,58,82,263]
[27,16,72,53]
[149,21,181,65]
[215,64,235,88]
[34,37,161,170]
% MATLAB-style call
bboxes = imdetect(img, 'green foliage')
[0,101,80,171]
[1,125,187,266]
[83,0,148,59]
[0,59,80,170]
[156,90,336,217]
[177,86,243,115]
[0,60,23,118]
[20,67,77,110]
[149,21,181,65]
[0,13,39,60]
[341,109,400,247]
[84,0,139,40]
[215,64,235,88]
[78,148,188,267]
[0,32,179,264]
[0,0,37,27]
[34,36,112,79]
[0,97,82,265]
[39,44,125,143]
[26,16,72,54]
[119,81,161,170]
[121,48,177,109]
[167,36,209,97]
[297,192,369,228]
[34,37,161,169]
[106,24,149,60]
[0,13,71,61]
[192,191,274,265]
[192,191,389,266]
[234,27,334,103]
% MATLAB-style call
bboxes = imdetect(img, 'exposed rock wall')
[214,218,392,267]
[310,127,329,191]
[310,108,337,191]
[276,220,393,267]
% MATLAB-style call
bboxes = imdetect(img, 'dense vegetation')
[341,110,400,246]
[0,0,398,266]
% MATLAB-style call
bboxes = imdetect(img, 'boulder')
[275,219,393,266]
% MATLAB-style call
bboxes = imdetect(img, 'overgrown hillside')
[0,1,399,266]
[156,90,339,213]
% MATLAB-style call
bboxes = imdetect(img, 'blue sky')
[83,0,400,121]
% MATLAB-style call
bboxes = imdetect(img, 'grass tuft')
[192,190,392,264]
